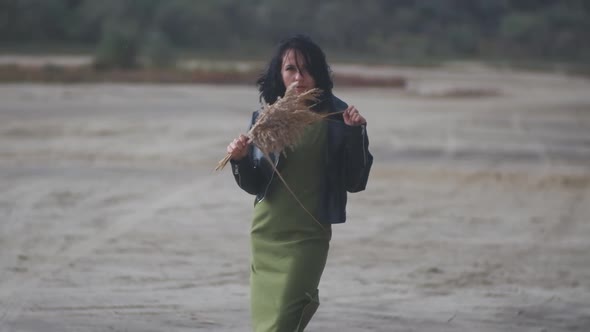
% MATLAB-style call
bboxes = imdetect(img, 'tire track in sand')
[0,181,199,328]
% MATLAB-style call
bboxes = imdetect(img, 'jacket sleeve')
[229,112,261,195]
[344,123,373,193]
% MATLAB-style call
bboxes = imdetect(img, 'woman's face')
[281,49,316,94]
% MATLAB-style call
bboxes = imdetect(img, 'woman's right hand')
[227,134,251,161]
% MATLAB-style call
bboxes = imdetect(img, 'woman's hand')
[343,105,367,126]
[227,134,251,161]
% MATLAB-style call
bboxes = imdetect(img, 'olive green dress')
[250,121,331,332]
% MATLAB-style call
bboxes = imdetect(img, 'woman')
[226,34,373,331]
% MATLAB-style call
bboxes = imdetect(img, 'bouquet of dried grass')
[215,82,325,169]
[215,82,333,230]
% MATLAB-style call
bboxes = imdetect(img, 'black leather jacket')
[230,96,373,224]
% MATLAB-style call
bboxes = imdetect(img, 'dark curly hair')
[256,34,334,109]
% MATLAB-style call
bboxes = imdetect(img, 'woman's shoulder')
[326,95,347,122]
[331,95,348,111]
[250,107,262,124]
[252,104,265,116]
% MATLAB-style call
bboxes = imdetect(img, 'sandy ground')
[0,64,589,332]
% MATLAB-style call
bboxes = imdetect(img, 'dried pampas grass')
[215,82,325,170]
[216,82,335,231]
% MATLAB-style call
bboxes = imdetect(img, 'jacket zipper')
[361,124,367,166]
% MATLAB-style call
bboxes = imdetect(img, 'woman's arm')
[230,148,260,195]
[344,123,373,192]
[228,112,262,195]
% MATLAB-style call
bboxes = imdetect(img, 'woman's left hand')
[343,105,367,126]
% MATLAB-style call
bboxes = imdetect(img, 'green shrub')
[141,30,176,68]
[93,21,140,70]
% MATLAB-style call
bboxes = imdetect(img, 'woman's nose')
[295,70,302,81]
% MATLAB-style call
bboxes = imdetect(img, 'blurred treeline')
[1,0,589,68]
